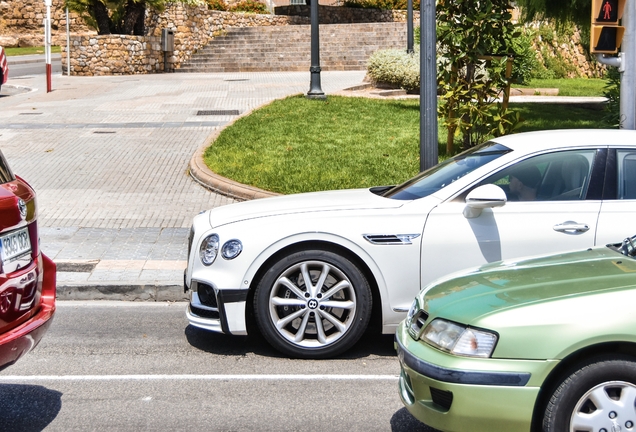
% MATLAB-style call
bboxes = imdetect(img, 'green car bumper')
[395,323,558,432]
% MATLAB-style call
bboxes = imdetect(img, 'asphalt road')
[0,301,438,431]
[6,54,63,78]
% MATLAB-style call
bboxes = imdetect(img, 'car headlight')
[421,319,497,358]
[221,239,242,260]
[200,234,220,266]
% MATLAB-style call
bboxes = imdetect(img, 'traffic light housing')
[591,0,626,54]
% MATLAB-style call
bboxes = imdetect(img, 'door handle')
[553,221,590,233]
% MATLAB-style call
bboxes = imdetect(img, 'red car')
[0,46,7,90]
[0,150,55,371]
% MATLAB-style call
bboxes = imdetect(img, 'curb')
[56,283,188,302]
[189,128,281,201]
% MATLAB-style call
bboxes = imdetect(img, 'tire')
[543,355,636,432]
[254,249,372,359]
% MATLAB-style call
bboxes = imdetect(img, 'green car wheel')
[543,356,636,432]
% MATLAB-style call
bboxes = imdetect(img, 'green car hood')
[422,246,636,324]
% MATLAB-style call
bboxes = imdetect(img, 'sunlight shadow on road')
[184,325,398,360]
[391,407,441,432]
[0,384,62,431]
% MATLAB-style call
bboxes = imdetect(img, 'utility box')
[161,29,175,52]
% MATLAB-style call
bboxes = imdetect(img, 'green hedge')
[366,49,420,91]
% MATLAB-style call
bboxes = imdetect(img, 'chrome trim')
[395,335,531,387]
[363,234,421,245]
[17,199,27,220]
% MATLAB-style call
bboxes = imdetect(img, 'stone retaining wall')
[275,5,420,23]
[0,0,94,47]
[66,35,163,76]
[145,5,307,71]
[64,3,418,75]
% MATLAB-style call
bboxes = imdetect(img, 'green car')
[396,237,636,432]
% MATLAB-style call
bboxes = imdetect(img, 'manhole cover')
[196,110,240,116]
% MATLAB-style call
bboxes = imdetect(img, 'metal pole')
[407,0,414,54]
[419,0,437,171]
[306,0,326,100]
[66,7,71,76]
[621,0,635,129]
[44,0,52,93]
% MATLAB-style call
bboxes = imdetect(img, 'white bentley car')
[185,129,636,358]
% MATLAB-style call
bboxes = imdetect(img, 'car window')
[479,150,596,201]
[384,142,511,200]
[617,150,636,199]
[0,150,15,184]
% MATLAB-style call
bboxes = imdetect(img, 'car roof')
[490,129,636,152]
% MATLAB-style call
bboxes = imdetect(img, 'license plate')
[0,227,31,263]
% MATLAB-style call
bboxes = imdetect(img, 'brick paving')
[0,70,367,299]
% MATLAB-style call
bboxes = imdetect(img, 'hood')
[207,188,406,228]
[422,247,636,323]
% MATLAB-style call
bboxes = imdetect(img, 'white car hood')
[208,188,406,228]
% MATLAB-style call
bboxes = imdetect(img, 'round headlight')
[200,234,220,266]
[221,239,243,260]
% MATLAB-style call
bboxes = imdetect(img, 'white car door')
[420,148,604,285]
[596,148,636,245]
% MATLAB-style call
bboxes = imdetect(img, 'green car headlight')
[200,234,220,266]
[421,318,497,358]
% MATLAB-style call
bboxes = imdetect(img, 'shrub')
[343,0,420,10]
[603,67,620,128]
[509,28,539,84]
[366,48,420,91]
[206,0,228,10]
[228,0,269,13]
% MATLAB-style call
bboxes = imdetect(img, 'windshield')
[383,142,511,200]
[0,151,15,184]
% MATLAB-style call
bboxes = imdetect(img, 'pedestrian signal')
[590,0,626,54]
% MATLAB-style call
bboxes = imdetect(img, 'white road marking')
[0,374,398,381]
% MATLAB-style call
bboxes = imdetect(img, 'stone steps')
[176,22,407,73]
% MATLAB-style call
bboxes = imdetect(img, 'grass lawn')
[512,78,606,96]
[4,46,62,56]
[204,94,610,195]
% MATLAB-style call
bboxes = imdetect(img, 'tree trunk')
[123,0,146,35]
[90,0,112,35]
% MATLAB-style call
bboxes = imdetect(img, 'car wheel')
[254,249,372,359]
[543,356,636,432]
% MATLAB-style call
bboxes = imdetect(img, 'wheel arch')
[531,341,636,431]
[244,239,384,336]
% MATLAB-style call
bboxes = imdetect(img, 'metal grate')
[430,387,453,411]
[197,109,240,116]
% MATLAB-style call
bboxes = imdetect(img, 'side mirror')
[463,184,507,218]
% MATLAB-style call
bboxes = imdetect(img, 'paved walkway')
[0,70,367,300]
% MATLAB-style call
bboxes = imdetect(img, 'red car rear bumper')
[0,254,56,371]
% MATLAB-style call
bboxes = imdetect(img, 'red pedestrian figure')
[603,0,612,20]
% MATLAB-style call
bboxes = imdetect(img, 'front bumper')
[395,323,557,432]
[0,254,56,371]
[186,279,249,336]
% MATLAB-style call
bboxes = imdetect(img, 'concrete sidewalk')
[0,70,367,300]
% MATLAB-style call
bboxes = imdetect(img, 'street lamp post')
[306,0,326,100]
[407,0,414,54]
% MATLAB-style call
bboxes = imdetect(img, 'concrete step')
[178,22,406,73]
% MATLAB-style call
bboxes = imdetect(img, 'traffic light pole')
[619,0,635,129]
[596,0,635,129]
